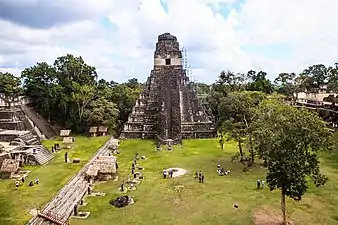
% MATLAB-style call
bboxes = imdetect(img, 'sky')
[0,0,338,84]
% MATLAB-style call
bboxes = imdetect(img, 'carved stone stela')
[120,33,215,144]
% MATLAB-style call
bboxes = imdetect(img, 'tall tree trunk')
[238,139,244,162]
[281,186,287,225]
[249,135,254,164]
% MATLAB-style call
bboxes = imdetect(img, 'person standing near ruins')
[257,179,261,189]
[15,180,19,189]
[65,152,68,163]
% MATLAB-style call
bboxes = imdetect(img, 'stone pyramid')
[120,33,215,144]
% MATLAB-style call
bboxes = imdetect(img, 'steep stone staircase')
[20,132,40,145]
[20,105,58,139]
[29,146,54,165]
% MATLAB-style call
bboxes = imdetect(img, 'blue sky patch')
[160,0,168,13]
[100,17,118,32]
[209,0,245,19]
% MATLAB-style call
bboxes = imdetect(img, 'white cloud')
[0,0,338,84]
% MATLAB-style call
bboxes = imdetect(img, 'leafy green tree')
[247,70,274,94]
[299,64,328,90]
[327,63,338,92]
[252,99,333,224]
[219,91,266,163]
[53,54,97,87]
[70,83,95,128]
[274,72,296,99]
[110,83,142,133]
[0,72,22,107]
[85,97,119,131]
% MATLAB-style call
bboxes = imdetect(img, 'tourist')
[132,163,135,170]
[169,170,173,178]
[217,163,221,170]
[131,168,135,174]
[195,171,198,178]
[201,174,205,183]
[73,204,78,216]
[198,171,202,178]
[133,173,137,179]
[261,180,265,187]
[15,180,19,189]
[87,186,91,195]
[29,181,34,186]
[163,170,167,179]
[65,152,68,163]
[21,176,25,183]
[121,182,124,191]
[35,178,39,184]
[127,175,131,183]
[257,179,261,189]
[116,162,118,169]
[220,168,225,176]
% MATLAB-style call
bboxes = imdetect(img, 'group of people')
[195,170,205,183]
[257,179,265,189]
[15,176,39,189]
[163,169,174,178]
[217,162,231,176]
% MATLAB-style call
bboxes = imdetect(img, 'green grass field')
[69,139,338,225]
[0,136,109,225]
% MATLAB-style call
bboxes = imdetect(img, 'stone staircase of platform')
[29,146,54,165]
[20,131,40,145]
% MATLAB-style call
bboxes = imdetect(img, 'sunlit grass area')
[70,138,338,225]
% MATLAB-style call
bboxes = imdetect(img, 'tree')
[0,72,22,107]
[219,91,266,163]
[252,99,333,224]
[247,70,274,94]
[85,97,119,131]
[53,54,97,87]
[110,83,142,133]
[327,63,338,92]
[274,72,296,99]
[299,64,328,90]
[70,82,95,129]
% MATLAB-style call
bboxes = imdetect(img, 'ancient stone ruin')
[120,33,215,144]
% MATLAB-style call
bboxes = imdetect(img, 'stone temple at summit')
[120,33,215,144]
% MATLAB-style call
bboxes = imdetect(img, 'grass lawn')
[0,136,109,225]
[70,139,338,225]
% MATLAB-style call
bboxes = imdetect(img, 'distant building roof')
[60,130,71,137]
[98,126,108,132]
[89,127,98,133]
[0,159,19,172]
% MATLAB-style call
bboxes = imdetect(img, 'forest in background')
[0,53,338,134]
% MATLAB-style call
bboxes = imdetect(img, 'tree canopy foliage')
[17,54,142,133]
[252,99,333,224]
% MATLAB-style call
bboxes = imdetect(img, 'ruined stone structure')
[120,33,215,144]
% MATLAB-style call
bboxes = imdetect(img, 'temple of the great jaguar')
[120,33,215,144]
